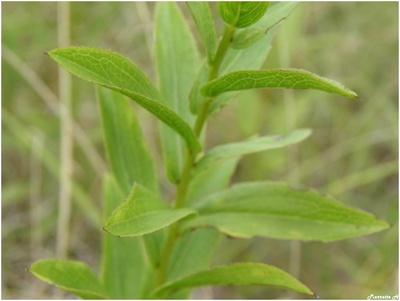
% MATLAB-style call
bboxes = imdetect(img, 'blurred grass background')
[2,2,398,299]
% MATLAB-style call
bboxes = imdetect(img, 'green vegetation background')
[2,2,398,299]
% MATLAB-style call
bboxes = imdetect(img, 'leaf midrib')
[107,209,195,230]
[195,211,383,227]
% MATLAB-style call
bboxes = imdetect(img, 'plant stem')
[154,152,194,288]
[194,24,235,137]
[193,98,212,136]
[208,25,235,81]
[154,23,236,293]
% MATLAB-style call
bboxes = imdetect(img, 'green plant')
[29,2,389,299]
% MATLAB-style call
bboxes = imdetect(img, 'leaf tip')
[305,286,316,296]
[342,87,358,99]
[350,91,359,99]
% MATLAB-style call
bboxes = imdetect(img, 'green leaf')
[219,2,269,28]
[194,129,311,175]
[47,47,201,155]
[232,2,298,49]
[97,87,158,194]
[47,47,160,98]
[186,2,218,62]
[184,182,389,241]
[30,259,109,299]
[97,87,165,269]
[103,183,195,237]
[155,3,201,183]
[153,263,313,298]
[201,69,358,98]
[100,175,153,299]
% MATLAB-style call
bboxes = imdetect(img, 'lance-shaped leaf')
[152,263,313,298]
[47,47,160,98]
[201,69,358,99]
[184,182,389,241]
[219,2,270,28]
[155,3,201,182]
[47,47,201,155]
[194,129,311,175]
[186,2,217,62]
[232,2,298,49]
[100,175,153,299]
[103,183,195,237]
[30,260,109,299]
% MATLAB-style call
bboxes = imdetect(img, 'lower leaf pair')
[104,182,388,242]
[29,260,313,299]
